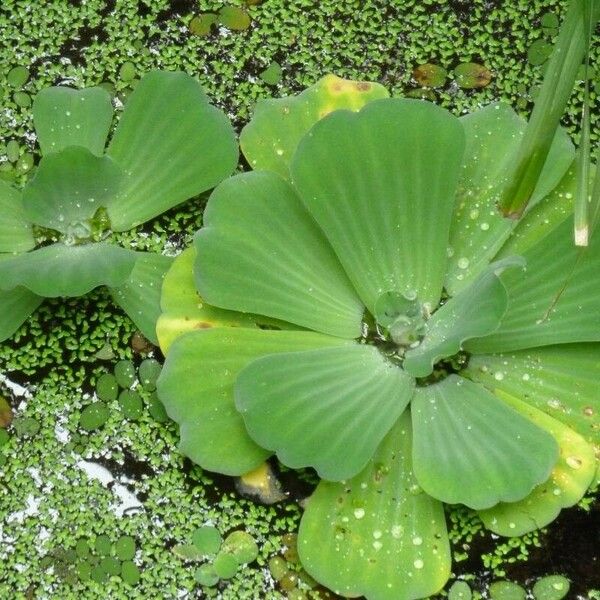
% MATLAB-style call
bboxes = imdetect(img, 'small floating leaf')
[119,61,136,82]
[412,63,447,88]
[528,39,553,66]
[189,13,217,36]
[541,12,559,30]
[489,581,527,600]
[13,91,31,108]
[138,358,161,391]
[6,141,20,163]
[221,531,258,564]
[0,396,13,428]
[172,543,204,561]
[449,581,473,600]
[218,6,251,30]
[80,402,110,431]
[191,526,222,556]
[115,536,136,561]
[195,564,219,587]
[16,153,34,174]
[114,360,136,388]
[7,66,29,88]
[147,392,168,423]
[532,575,570,600]
[96,373,119,401]
[118,390,143,420]
[0,429,10,447]
[454,62,492,88]
[120,560,140,585]
[13,416,40,437]
[94,535,112,556]
[213,552,239,579]
[259,61,282,86]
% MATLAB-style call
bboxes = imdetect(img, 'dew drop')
[457,257,470,270]
[353,508,365,519]
[413,559,424,569]
[566,456,582,470]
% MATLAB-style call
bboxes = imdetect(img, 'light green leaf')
[240,74,389,179]
[464,344,600,446]
[235,345,413,480]
[109,252,173,344]
[106,71,238,231]
[195,171,364,338]
[466,217,600,353]
[0,242,137,297]
[156,247,297,354]
[478,390,596,536]
[298,411,450,600]
[157,327,347,475]
[291,98,465,313]
[33,85,113,156]
[0,287,43,342]
[404,258,523,378]
[411,375,558,509]
[22,147,122,234]
[445,103,574,294]
[0,180,34,253]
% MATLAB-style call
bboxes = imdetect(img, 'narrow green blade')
[466,218,600,353]
[240,74,389,178]
[157,328,347,475]
[195,171,364,338]
[0,180,34,253]
[109,252,174,344]
[0,242,137,297]
[299,412,450,600]
[464,344,600,446]
[0,287,43,342]
[22,147,122,234]
[411,375,558,510]
[478,390,596,537]
[291,98,465,313]
[446,103,573,294]
[404,258,523,378]
[235,345,413,480]
[106,71,238,231]
[33,85,113,156]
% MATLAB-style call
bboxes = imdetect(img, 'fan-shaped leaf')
[0,242,137,297]
[299,411,450,600]
[109,253,174,344]
[0,180,34,253]
[0,287,43,342]
[195,171,364,338]
[478,391,596,536]
[235,345,414,480]
[157,328,347,475]
[240,74,389,178]
[22,147,122,234]
[404,258,523,378]
[106,71,238,231]
[464,344,600,446]
[33,85,113,156]
[445,103,574,294]
[411,375,558,509]
[291,98,465,313]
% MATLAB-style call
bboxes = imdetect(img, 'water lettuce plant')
[0,70,238,343]
[157,64,600,599]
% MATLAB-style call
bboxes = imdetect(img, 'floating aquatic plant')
[0,70,238,343]
[157,63,599,599]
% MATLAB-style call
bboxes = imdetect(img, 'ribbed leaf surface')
[22,147,122,233]
[411,375,558,509]
[0,180,34,253]
[464,345,600,446]
[299,412,450,600]
[33,86,113,156]
[195,171,364,338]
[235,345,413,480]
[157,328,347,475]
[0,242,137,297]
[0,287,43,342]
[466,218,600,353]
[106,71,238,231]
[110,252,173,344]
[291,98,465,313]
[445,103,574,294]
[240,74,388,178]
[478,391,596,537]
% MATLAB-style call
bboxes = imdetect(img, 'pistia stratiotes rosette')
[157,76,599,600]
[0,70,238,343]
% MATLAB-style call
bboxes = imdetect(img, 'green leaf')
[445,103,574,294]
[463,344,600,446]
[0,179,34,253]
[298,411,450,600]
[478,390,596,536]
[404,258,523,377]
[291,98,465,314]
[0,287,43,342]
[106,71,238,231]
[22,147,122,234]
[489,581,526,600]
[195,171,364,338]
[466,218,600,353]
[157,327,347,475]
[0,242,137,297]
[532,576,570,600]
[411,375,558,509]
[235,345,414,480]
[109,252,173,344]
[240,74,389,179]
[33,85,113,156]
[453,62,492,89]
